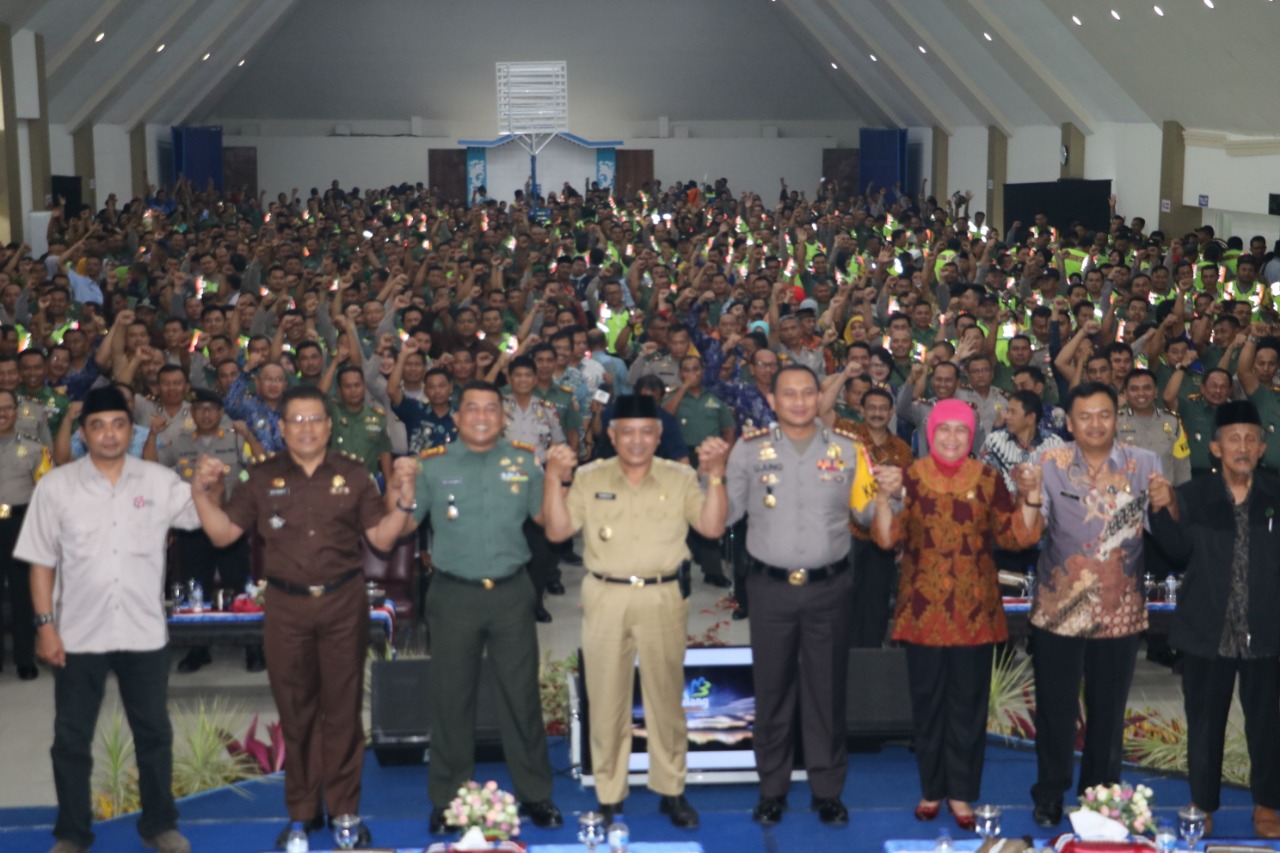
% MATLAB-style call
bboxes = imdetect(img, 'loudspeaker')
[845,647,914,750]
[369,657,505,766]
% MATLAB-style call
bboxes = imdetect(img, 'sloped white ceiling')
[4,0,1279,135]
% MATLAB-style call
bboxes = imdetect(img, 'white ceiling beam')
[961,0,1096,134]
[167,0,299,126]
[121,0,255,131]
[880,2,1015,138]
[65,1,194,131]
[821,0,955,136]
[778,0,907,128]
[45,0,121,77]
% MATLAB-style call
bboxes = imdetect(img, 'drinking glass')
[1178,806,1207,849]
[332,813,360,850]
[975,804,1002,840]
[577,811,605,851]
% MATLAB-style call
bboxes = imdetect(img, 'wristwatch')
[33,613,54,629]
[395,499,417,513]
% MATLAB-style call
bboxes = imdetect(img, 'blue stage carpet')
[0,739,1258,852]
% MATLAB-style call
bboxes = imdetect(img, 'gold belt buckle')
[788,568,808,586]
[0,504,10,520]
[482,578,495,590]
[307,584,325,597]
[629,576,645,587]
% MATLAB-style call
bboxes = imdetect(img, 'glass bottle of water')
[190,581,204,614]
[935,829,954,853]
[607,818,629,852]
[284,821,308,853]
[1164,573,1178,606]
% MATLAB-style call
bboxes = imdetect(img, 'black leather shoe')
[752,796,787,825]
[534,605,553,624]
[659,794,699,829]
[17,665,38,681]
[176,647,212,674]
[275,817,324,849]
[245,646,266,673]
[518,800,563,829]
[599,801,624,824]
[429,807,449,835]
[546,581,566,596]
[704,575,732,588]
[1033,801,1063,828]
[732,608,749,621]
[812,797,848,826]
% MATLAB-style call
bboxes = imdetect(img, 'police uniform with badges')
[19,385,69,435]
[1179,394,1220,477]
[14,398,52,447]
[0,431,51,677]
[724,420,877,810]
[410,438,556,817]
[329,401,392,478]
[563,445,709,812]
[159,403,253,666]
[1117,406,1192,486]
[627,349,680,391]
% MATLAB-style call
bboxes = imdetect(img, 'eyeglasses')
[283,414,326,425]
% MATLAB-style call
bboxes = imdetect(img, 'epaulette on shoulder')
[371,404,385,416]
[539,398,558,409]
[250,452,276,466]
[510,440,536,452]
[741,426,770,441]
[1187,393,1201,401]
[419,445,447,459]
[341,450,360,462]
[831,423,859,441]
[576,458,608,476]
[559,384,573,393]
[655,457,695,475]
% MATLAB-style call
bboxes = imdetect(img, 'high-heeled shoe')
[914,800,941,821]
[947,800,976,832]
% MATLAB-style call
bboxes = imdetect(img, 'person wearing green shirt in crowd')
[406,380,563,837]
[531,344,582,454]
[662,354,735,588]
[17,349,70,435]
[1235,326,1280,473]
[328,365,392,484]
[1164,365,1232,479]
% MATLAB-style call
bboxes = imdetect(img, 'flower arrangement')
[446,780,520,840]
[1078,782,1155,836]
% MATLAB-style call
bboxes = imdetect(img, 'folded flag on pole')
[849,441,877,513]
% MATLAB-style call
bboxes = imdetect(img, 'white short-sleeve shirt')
[14,455,200,653]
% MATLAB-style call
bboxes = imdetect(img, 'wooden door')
[615,149,654,199]
[222,147,258,198]
[428,149,468,206]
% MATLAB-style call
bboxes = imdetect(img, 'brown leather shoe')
[1254,805,1280,838]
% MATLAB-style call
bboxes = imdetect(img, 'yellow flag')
[849,441,877,513]
[1172,424,1190,460]
[33,447,53,483]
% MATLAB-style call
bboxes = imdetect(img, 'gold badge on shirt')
[331,474,349,495]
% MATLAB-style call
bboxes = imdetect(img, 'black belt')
[266,568,362,597]
[434,567,523,590]
[590,570,680,587]
[758,560,846,586]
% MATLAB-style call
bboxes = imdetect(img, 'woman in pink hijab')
[873,399,1044,830]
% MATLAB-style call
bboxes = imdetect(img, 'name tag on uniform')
[268,487,289,497]
[1058,490,1081,501]
[442,478,462,485]
[595,492,616,500]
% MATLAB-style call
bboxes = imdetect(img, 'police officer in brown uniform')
[190,384,418,850]
[542,395,730,829]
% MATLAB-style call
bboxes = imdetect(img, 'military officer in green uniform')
[542,394,730,829]
[1164,363,1232,478]
[17,349,70,435]
[662,355,735,587]
[0,387,52,680]
[406,380,563,837]
[329,365,393,485]
[1116,369,1191,485]
[1236,328,1280,473]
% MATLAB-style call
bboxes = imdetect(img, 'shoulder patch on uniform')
[575,458,608,476]
[741,426,770,441]
[510,440,537,452]
[419,445,447,459]
[831,424,859,441]
[371,404,385,416]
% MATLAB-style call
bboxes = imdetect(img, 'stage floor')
[0,739,1259,853]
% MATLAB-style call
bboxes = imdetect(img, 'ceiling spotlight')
[1204,0,1214,7]
[918,45,927,53]
[94,32,105,43]
[237,59,245,67]
[1072,15,1082,25]
[1110,10,1121,20]
[869,53,878,61]
[1154,5,1163,15]
[983,32,993,41]
[202,53,210,61]
[830,61,838,69]
[156,44,165,53]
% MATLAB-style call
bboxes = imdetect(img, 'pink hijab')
[927,399,976,477]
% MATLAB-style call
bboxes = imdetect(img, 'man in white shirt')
[15,387,199,853]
